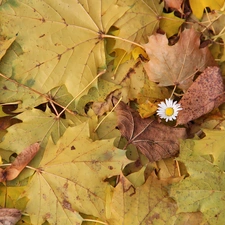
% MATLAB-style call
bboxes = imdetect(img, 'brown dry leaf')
[164,0,183,12]
[0,208,21,225]
[0,117,20,131]
[0,143,40,182]
[113,98,186,162]
[176,66,225,125]
[143,28,216,91]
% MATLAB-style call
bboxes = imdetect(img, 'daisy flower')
[156,99,182,122]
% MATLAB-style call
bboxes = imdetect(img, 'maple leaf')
[159,12,184,38]
[143,28,216,91]
[113,98,187,162]
[0,186,28,210]
[192,129,225,171]
[189,0,224,19]
[0,76,46,112]
[24,122,129,225]
[0,0,129,103]
[170,139,225,224]
[0,108,73,153]
[176,66,225,125]
[107,174,177,224]
[113,0,163,51]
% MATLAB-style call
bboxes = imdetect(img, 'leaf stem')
[0,164,11,167]
[82,219,108,225]
[102,34,144,49]
[57,70,106,118]
[0,73,74,115]
[0,101,22,106]
[169,85,177,99]
[175,160,181,177]
[94,96,122,132]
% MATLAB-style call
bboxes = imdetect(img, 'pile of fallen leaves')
[0,0,225,224]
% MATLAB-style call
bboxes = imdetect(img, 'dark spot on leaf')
[108,166,113,170]
[71,146,75,150]
[62,199,73,211]
[63,182,68,189]
[26,79,35,87]
[39,34,45,38]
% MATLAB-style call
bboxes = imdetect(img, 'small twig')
[175,160,181,177]
[0,73,74,115]
[169,85,177,99]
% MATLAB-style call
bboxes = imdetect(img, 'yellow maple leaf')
[190,0,224,19]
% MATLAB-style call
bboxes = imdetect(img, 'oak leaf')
[143,28,216,91]
[0,143,40,182]
[176,66,225,125]
[113,98,186,162]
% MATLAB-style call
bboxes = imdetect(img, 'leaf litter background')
[0,0,225,224]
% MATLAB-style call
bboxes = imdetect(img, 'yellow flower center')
[165,107,174,116]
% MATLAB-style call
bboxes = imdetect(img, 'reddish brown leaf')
[0,143,40,182]
[113,98,186,162]
[176,66,225,125]
[143,28,216,91]
[0,116,20,131]
[164,0,183,11]
[0,208,21,225]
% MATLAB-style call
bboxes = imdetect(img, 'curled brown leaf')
[0,142,40,182]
